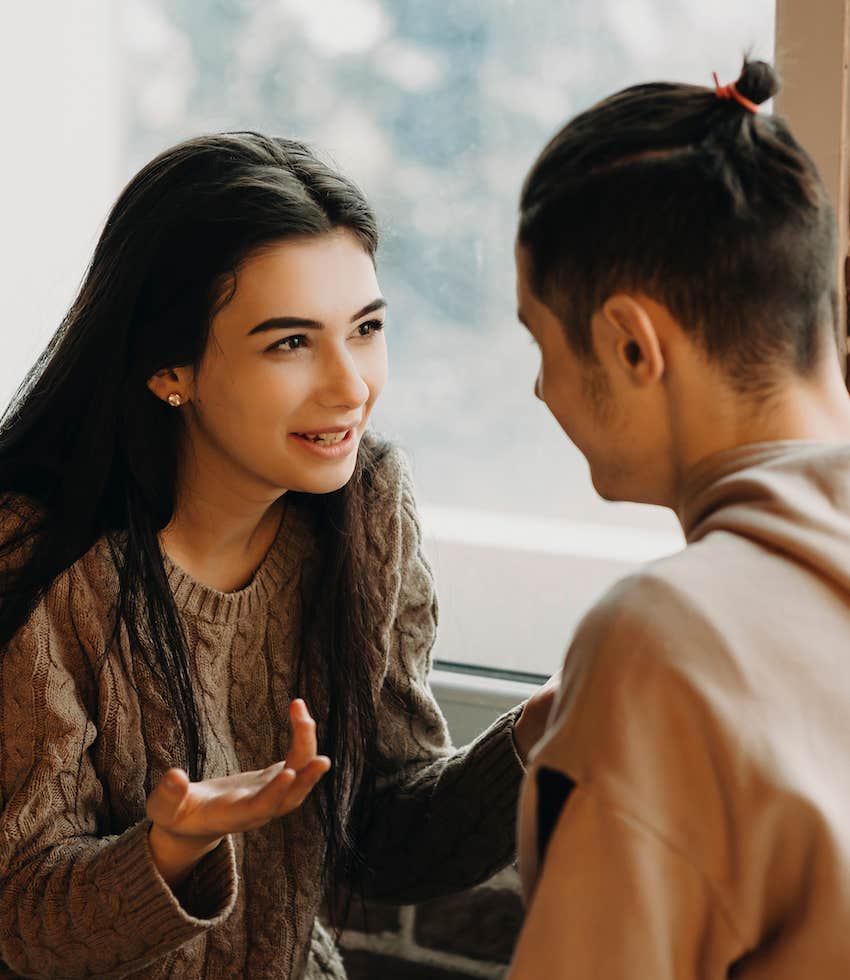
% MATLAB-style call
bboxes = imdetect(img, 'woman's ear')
[594,294,665,387]
[146,365,194,406]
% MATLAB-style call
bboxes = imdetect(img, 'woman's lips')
[290,427,357,458]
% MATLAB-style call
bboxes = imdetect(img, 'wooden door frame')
[775,0,850,381]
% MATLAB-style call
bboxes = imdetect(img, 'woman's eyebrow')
[247,298,387,335]
[350,297,387,321]
[248,316,322,334]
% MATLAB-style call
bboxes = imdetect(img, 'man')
[508,59,850,977]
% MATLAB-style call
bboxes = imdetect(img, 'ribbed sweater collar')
[160,497,314,624]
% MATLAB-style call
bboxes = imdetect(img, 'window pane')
[117,0,773,672]
[120,0,773,525]
[3,2,776,674]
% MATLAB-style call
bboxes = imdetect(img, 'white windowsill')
[419,504,683,681]
[420,504,684,564]
[422,505,683,739]
[430,666,538,746]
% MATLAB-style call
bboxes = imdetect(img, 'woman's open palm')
[146,699,331,844]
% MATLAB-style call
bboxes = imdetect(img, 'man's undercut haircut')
[519,59,839,392]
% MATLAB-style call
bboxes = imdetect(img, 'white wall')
[0,2,124,408]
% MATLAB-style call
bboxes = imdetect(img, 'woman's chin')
[283,460,359,495]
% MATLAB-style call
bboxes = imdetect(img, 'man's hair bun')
[735,59,781,107]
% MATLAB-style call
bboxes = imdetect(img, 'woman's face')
[182,230,388,498]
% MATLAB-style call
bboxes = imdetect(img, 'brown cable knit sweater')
[0,442,524,979]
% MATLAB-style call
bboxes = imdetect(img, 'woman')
[0,132,552,979]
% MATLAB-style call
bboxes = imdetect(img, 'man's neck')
[672,356,850,480]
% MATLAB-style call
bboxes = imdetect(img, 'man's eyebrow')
[247,297,387,335]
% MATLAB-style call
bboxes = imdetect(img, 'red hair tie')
[712,71,759,114]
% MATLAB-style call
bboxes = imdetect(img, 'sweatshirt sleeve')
[0,564,237,979]
[510,573,749,978]
[354,448,525,903]
[507,783,741,979]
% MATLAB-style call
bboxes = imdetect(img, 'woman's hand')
[512,670,562,765]
[146,699,330,888]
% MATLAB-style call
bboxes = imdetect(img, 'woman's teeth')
[300,431,348,445]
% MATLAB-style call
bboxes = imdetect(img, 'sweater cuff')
[461,704,526,821]
[508,702,530,773]
[105,821,237,950]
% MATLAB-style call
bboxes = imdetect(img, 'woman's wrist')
[148,823,223,890]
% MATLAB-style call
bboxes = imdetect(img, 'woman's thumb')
[150,768,189,821]
[163,768,189,794]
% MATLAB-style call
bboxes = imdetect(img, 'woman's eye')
[357,319,385,337]
[269,334,308,352]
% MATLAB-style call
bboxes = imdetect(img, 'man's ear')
[146,365,195,406]
[592,294,665,387]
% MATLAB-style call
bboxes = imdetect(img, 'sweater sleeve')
[354,448,525,903]
[0,564,237,979]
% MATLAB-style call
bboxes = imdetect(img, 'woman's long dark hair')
[0,132,384,905]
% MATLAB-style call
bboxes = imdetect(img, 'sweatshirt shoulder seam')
[579,780,747,948]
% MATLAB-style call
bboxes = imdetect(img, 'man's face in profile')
[514,242,643,504]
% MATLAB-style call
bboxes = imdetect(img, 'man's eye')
[357,319,385,337]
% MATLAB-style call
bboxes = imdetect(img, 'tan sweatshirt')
[0,442,524,979]
[511,441,850,979]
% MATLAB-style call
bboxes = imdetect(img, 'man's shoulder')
[579,559,708,645]
[581,529,752,641]
[565,553,736,698]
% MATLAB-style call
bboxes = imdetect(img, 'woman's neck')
[160,451,288,593]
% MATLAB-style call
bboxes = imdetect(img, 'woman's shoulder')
[358,432,426,568]
[0,493,120,604]
[360,431,416,501]
[0,493,42,532]
[0,493,45,573]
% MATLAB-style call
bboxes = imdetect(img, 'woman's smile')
[289,427,357,458]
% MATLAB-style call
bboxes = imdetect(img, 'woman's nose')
[318,348,370,409]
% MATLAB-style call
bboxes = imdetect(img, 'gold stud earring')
[167,393,183,407]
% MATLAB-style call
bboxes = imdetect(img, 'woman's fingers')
[282,756,331,811]
[248,754,331,822]
[146,709,332,839]
[248,765,297,817]
[285,699,318,771]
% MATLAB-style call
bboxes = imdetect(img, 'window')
[2,1,842,680]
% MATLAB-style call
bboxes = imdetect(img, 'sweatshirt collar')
[676,439,841,541]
